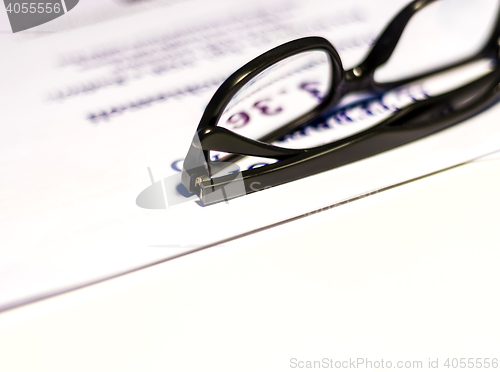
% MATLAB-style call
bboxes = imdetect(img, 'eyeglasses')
[182,0,500,205]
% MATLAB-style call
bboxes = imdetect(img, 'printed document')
[1,0,499,311]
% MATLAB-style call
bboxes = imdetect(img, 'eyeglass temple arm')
[344,0,437,90]
[181,126,305,193]
[196,127,305,159]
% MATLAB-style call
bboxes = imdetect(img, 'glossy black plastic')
[182,0,500,205]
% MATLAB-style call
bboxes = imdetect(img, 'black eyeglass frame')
[182,0,500,205]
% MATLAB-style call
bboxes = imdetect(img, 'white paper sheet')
[1,0,499,311]
[0,159,499,372]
